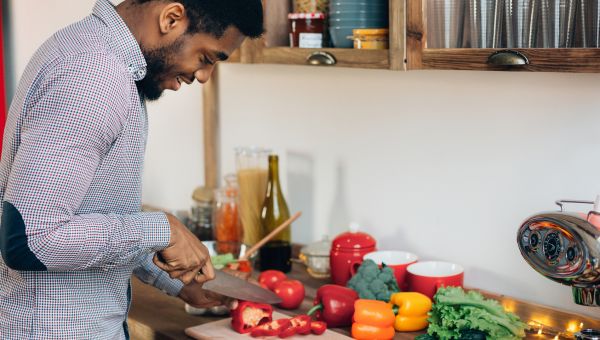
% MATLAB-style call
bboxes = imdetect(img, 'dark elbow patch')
[0,201,47,271]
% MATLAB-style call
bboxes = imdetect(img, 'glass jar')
[288,13,326,48]
[293,0,329,13]
[190,186,214,241]
[351,28,389,49]
[236,147,271,246]
[213,174,243,254]
[300,236,332,278]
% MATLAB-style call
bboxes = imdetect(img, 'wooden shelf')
[415,48,600,73]
[228,0,405,71]
[259,47,390,70]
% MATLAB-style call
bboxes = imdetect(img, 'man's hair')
[135,0,264,38]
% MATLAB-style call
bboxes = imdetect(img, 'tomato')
[258,270,287,290]
[273,279,305,310]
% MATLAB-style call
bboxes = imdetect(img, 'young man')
[0,0,263,338]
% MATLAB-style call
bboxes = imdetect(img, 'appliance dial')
[529,232,539,248]
[543,232,562,262]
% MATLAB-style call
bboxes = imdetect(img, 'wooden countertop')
[128,262,600,340]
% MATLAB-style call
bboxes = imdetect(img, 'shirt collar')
[92,0,147,81]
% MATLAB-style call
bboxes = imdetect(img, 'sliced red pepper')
[311,321,327,335]
[250,318,291,337]
[279,315,312,338]
[307,284,358,328]
[230,301,273,334]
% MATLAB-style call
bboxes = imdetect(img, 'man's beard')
[137,37,184,101]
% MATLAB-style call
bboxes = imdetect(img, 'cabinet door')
[237,0,405,70]
[407,0,600,72]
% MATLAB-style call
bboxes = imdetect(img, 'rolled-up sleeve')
[0,52,171,272]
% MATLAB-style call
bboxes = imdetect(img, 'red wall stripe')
[0,0,6,157]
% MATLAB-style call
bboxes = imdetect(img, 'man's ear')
[158,2,187,34]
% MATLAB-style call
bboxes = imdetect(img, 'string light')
[528,319,585,339]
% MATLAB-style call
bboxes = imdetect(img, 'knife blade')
[202,270,282,305]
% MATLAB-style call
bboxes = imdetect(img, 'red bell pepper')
[310,321,327,335]
[278,315,312,338]
[307,284,359,328]
[231,301,273,334]
[250,318,291,337]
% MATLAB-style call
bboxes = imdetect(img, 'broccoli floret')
[346,259,400,302]
[376,291,392,301]
[369,278,386,292]
[362,291,377,300]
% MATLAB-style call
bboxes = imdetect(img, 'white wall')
[7,0,203,210]
[8,0,600,320]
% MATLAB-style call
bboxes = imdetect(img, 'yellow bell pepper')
[389,292,432,332]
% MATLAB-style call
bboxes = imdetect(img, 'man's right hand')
[153,214,215,285]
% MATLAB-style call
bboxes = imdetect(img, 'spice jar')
[288,13,326,48]
[190,186,214,241]
[213,174,243,254]
[293,0,329,13]
[351,28,389,50]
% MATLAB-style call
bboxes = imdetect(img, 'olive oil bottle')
[259,155,292,272]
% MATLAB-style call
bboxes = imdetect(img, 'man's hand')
[178,268,250,310]
[153,213,215,285]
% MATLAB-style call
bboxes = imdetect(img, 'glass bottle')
[213,174,243,255]
[259,155,292,272]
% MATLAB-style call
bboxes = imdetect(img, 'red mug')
[406,261,464,299]
[351,250,418,290]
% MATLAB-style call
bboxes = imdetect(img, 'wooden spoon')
[240,211,302,261]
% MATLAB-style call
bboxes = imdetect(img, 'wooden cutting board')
[185,312,353,340]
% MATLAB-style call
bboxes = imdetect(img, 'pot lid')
[332,224,376,250]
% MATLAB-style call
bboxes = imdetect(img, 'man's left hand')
[178,268,251,309]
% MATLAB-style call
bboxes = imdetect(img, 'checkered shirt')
[0,0,184,338]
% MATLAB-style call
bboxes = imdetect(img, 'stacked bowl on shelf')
[329,0,389,48]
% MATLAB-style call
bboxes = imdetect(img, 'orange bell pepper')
[351,299,395,340]
[389,292,432,332]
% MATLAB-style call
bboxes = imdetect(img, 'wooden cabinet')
[231,0,600,73]
[235,0,405,71]
[407,0,600,73]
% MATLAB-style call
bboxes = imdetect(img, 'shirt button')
[136,69,146,79]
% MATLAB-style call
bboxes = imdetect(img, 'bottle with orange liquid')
[213,174,243,254]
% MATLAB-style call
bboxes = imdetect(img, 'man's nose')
[194,66,216,84]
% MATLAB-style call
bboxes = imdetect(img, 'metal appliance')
[517,198,600,307]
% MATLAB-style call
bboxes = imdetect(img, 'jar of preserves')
[288,12,326,48]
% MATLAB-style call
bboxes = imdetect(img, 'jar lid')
[288,12,326,20]
[332,230,376,251]
[352,28,389,36]
[192,186,213,203]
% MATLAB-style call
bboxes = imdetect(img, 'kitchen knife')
[202,270,282,305]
